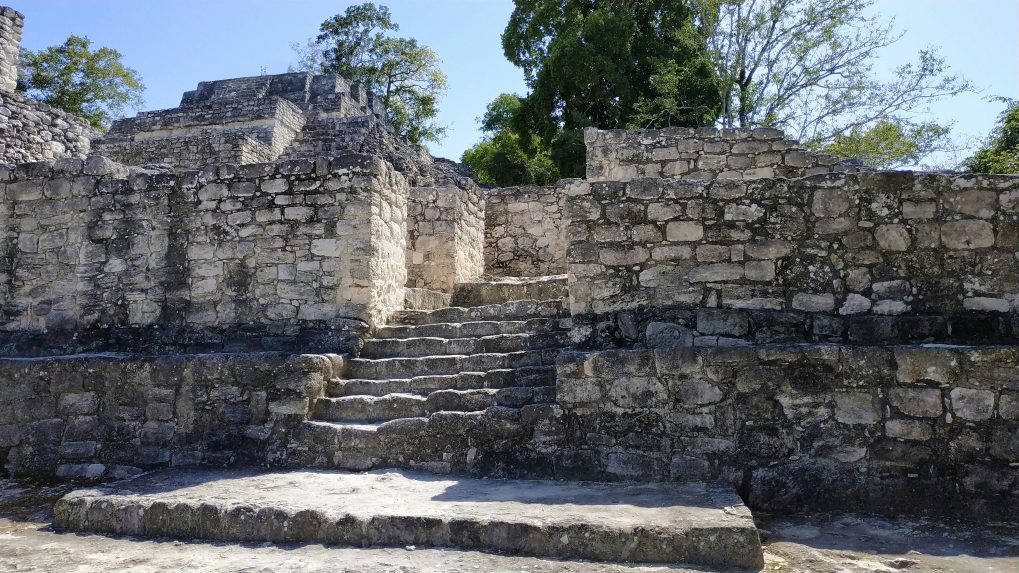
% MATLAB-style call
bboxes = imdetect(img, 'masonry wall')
[0,6,22,93]
[555,344,1019,516]
[95,133,276,167]
[585,127,862,183]
[0,153,407,355]
[94,97,307,168]
[282,114,436,187]
[565,172,1019,347]
[0,352,335,480]
[405,185,484,292]
[0,92,96,164]
[484,185,566,277]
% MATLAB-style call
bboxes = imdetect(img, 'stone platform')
[52,468,764,569]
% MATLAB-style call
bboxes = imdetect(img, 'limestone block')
[944,190,997,218]
[696,309,749,337]
[792,293,835,312]
[902,201,936,219]
[645,322,694,347]
[57,393,98,417]
[734,257,772,281]
[889,387,942,418]
[666,221,705,242]
[949,388,995,421]
[724,203,765,221]
[871,280,911,299]
[811,189,851,217]
[745,240,792,260]
[885,419,934,441]
[872,300,908,315]
[940,220,995,249]
[963,297,1011,312]
[310,239,343,257]
[874,224,911,251]
[599,247,649,266]
[834,392,881,425]
[839,293,872,315]
[894,348,960,384]
[688,263,743,283]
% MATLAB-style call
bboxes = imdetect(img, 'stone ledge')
[53,467,764,568]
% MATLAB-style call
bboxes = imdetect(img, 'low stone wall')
[94,132,276,168]
[565,172,1019,347]
[406,185,484,292]
[556,344,1019,516]
[0,91,96,164]
[584,127,862,182]
[484,185,566,277]
[0,352,335,480]
[0,152,407,354]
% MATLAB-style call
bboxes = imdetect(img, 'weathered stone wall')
[0,352,335,480]
[584,127,863,183]
[0,6,22,93]
[0,91,96,164]
[93,133,276,168]
[95,97,306,167]
[406,185,484,292]
[0,153,407,355]
[565,172,1019,347]
[484,185,566,277]
[556,344,1019,516]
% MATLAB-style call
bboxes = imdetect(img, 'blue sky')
[10,0,1019,164]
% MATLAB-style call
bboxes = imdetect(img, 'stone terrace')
[0,6,1017,568]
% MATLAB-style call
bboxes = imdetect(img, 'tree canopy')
[17,35,144,130]
[300,2,448,145]
[694,0,970,168]
[461,93,559,187]
[501,0,722,176]
[965,99,1019,174]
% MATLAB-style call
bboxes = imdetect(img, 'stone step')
[53,468,764,568]
[390,299,567,326]
[359,332,570,358]
[328,366,557,397]
[450,275,569,307]
[403,287,451,311]
[345,349,560,380]
[376,318,568,340]
[314,387,557,423]
[290,407,534,473]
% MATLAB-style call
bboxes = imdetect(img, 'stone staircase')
[48,276,768,569]
[287,276,572,475]
[282,115,360,159]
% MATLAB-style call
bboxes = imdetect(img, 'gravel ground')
[1,479,1018,573]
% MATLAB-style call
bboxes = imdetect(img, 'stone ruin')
[0,6,1017,570]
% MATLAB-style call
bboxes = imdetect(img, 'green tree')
[965,99,1019,174]
[304,2,448,145]
[502,0,722,177]
[17,35,144,130]
[823,121,951,170]
[694,0,971,168]
[461,93,560,186]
